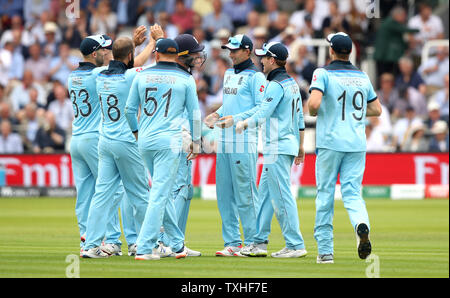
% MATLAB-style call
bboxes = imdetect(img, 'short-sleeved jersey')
[215,59,266,145]
[68,62,107,136]
[235,67,305,156]
[309,60,377,152]
[96,60,143,143]
[125,61,201,151]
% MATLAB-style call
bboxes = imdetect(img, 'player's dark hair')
[275,59,287,67]
[112,37,134,61]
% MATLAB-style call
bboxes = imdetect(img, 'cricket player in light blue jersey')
[204,34,266,257]
[157,33,207,257]
[82,32,155,258]
[125,38,201,261]
[308,33,382,264]
[68,34,123,255]
[223,42,307,258]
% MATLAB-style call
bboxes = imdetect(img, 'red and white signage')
[0,153,448,187]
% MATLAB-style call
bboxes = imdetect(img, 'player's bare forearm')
[294,130,305,165]
[308,90,323,116]
[366,98,382,117]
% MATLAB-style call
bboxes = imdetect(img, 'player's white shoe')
[241,243,268,257]
[356,223,372,259]
[215,245,243,257]
[155,242,174,258]
[316,254,334,264]
[135,248,161,260]
[175,246,188,259]
[82,247,109,258]
[186,247,201,257]
[128,244,137,256]
[271,247,307,258]
[100,243,122,256]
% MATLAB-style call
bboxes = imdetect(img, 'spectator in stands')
[424,101,446,131]
[392,106,424,151]
[236,10,260,41]
[89,0,117,35]
[48,42,79,86]
[377,73,401,115]
[373,6,419,77]
[430,73,449,120]
[0,40,14,86]
[24,43,50,83]
[64,10,89,49]
[408,2,445,58]
[41,22,60,58]
[16,102,41,152]
[0,119,23,153]
[32,111,65,153]
[170,0,195,34]
[366,117,386,152]
[0,15,34,48]
[47,84,73,132]
[24,0,50,25]
[223,0,254,29]
[196,79,209,119]
[140,0,166,14]
[428,120,449,152]
[0,102,19,127]
[401,122,429,152]
[111,0,141,28]
[259,0,279,29]
[289,0,325,34]
[9,70,47,113]
[157,11,179,39]
[321,0,350,38]
[396,56,426,95]
[209,56,230,97]
[418,46,449,96]
[293,44,316,85]
[268,11,290,41]
[8,29,25,81]
[203,0,234,38]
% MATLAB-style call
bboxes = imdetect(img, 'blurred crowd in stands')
[0,0,448,154]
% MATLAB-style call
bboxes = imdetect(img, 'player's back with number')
[69,65,106,136]
[96,62,142,143]
[310,61,377,152]
[126,62,199,150]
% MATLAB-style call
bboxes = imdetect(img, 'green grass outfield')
[0,198,448,278]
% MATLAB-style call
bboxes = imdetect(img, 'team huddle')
[69,24,381,263]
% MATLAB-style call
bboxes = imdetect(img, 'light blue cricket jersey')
[125,61,201,151]
[96,60,144,143]
[68,62,107,136]
[235,67,305,156]
[215,59,266,145]
[309,60,377,152]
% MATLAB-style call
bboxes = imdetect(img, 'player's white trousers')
[254,154,305,250]
[70,133,122,247]
[83,136,150,250]
[216,142,259,247]
[314,148,370,255]
[136,148,185,254]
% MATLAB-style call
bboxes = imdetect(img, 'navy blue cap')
[326,32,352,55]
[102,35,113,50]
[79,34,113,56]
[154,38,179,54]
[255,42,289,61]
[175,34,205,56]
[221,34,253,51]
